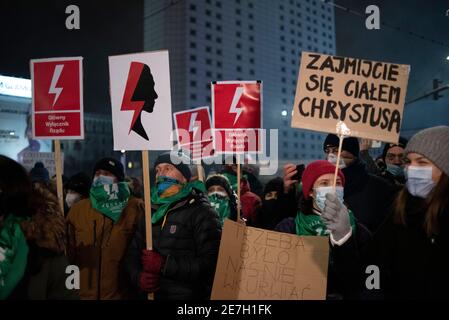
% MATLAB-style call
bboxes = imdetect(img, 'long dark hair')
[394,173,449,237]
[0,155,34,219]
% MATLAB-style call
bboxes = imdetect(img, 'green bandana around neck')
[90,182,131,223]
[208,193,231,226]
[151,179,205,225]
[294,210,356,236]
[0,214,29,300]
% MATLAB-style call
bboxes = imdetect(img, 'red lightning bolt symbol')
[121,62,145,134]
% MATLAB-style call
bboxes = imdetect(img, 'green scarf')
[208,193,231,226]
[151,180,205,225]
[90,182,131,223]
[294,210,357,236]
[0,214,29,300]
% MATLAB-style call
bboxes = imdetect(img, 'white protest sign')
[109,50,173,150]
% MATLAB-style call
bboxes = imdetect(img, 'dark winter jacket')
[364,193,449,299]
[342,160,397,233]
[124,189,222,300]
[8,244,79,300]
[9,185,79,299]
[275,215,371,299]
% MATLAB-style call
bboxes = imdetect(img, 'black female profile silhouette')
[121,62,158,141]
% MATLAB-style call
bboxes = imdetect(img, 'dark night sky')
[335,0,449,100]
[0,0,143,114]
[1,0,448,112]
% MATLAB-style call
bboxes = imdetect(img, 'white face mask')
[313,186,344,212]
[65,192,82,208]
[207,191,228,199]
[92,175,115,187]
[406,166,435,198]
[327,153,346,169]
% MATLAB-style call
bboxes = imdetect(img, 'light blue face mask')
[327,153,346,169]
[313,186,344,212]
[386,164,405,177]
[92,175,115,187]
[406,166,435,199]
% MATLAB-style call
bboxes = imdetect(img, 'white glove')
[321,193,351,242]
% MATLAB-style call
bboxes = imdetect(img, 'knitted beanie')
[405,126,449,177]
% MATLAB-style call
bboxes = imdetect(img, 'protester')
[64,172,91,211]
[255,177,284,230]
[67,157,144,299]
[364,126,449,299]
[240,176,262,226]
[359,137,408,186]
[323,134,396,232]
[275,160,371,299]
[205,174,237,225]
[124,151,221,300]
[0,155,78,300]
[380,137,408,185]
[29,162,50,188]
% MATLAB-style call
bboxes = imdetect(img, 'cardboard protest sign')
[211,220,329,300]
[291,52,410,143]
[173,106,214,160]
[109,50,172,150]
[30,57,84,139]
[212,81,262,154]
[20,151,64,178]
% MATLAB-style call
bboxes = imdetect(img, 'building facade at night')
[143,0,337,163]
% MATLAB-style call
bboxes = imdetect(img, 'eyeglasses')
[324,147,339,154]
[386,153,404,162]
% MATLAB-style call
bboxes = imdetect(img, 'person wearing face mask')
[380,137,408,186]
[124,151,221,300]
[66,158,144,299]
[323,134,396,233]
[275,160,371,299]
[364,126,449,299]
[64,172,91,213]
[205,174,237,225]
[256,177,284,230]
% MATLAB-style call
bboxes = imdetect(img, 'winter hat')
[154,151,192,181]
[301,160,345,199]
[29,162,50,183]
[93,158,125,182]
[264,177,284,194]
[405,126,449,177]
[323,134,360,158]
[382,136,408,161]
[65,172,92,197]
[206,174,234,199]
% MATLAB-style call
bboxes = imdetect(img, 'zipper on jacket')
[97,216,106,300]
[89,220,97,290]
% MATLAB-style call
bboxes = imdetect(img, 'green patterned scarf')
[0,214,29,300]
[151,180,206,224]
[90,182,131,223]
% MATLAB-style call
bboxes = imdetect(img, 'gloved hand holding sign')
[321,193,351,242]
